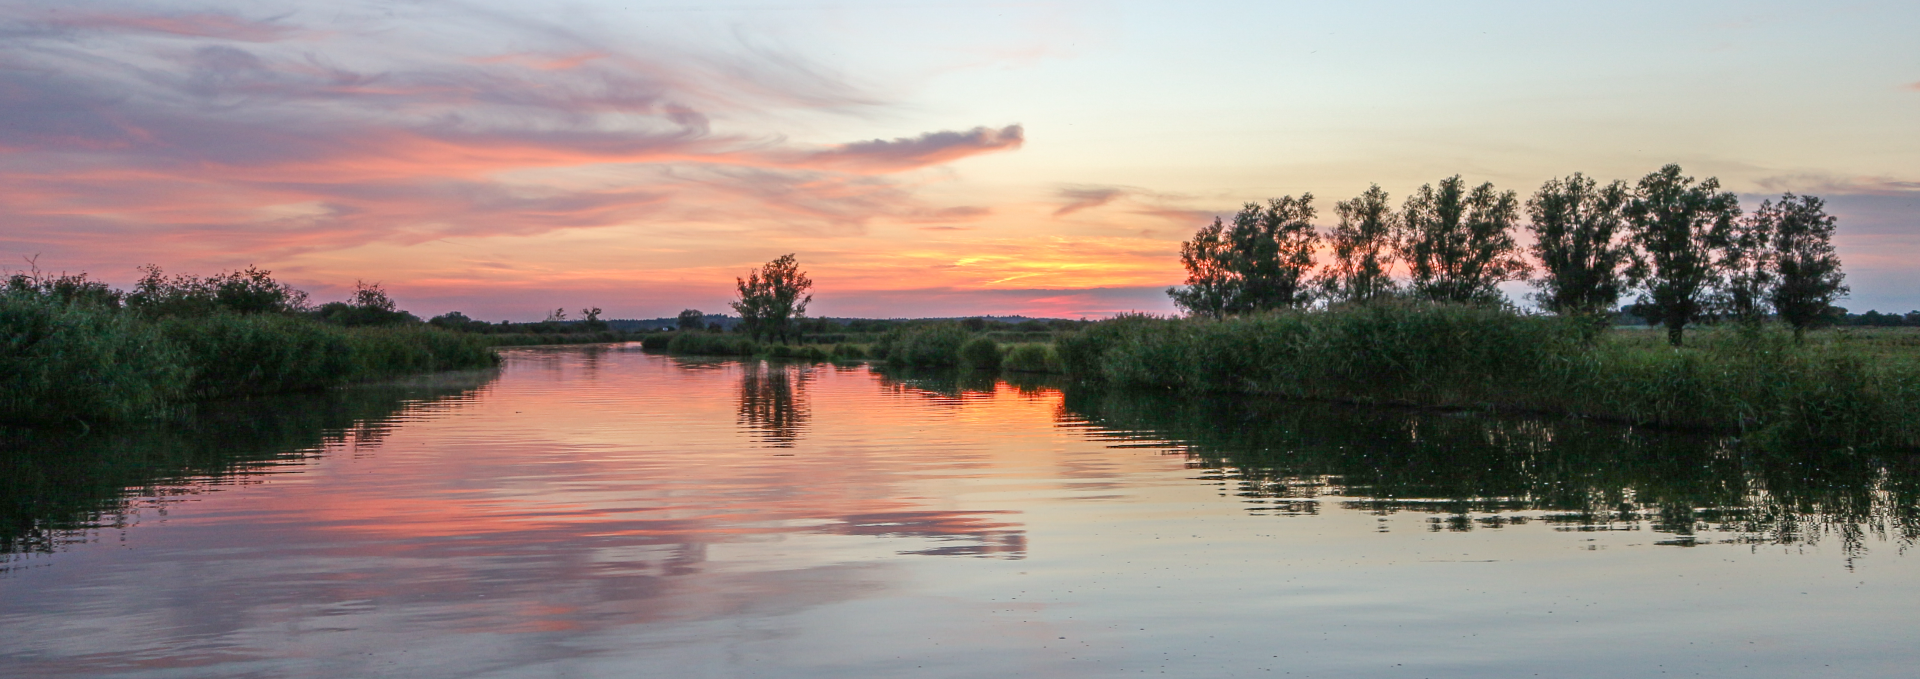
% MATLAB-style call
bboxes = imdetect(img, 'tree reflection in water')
[736,360,812,447]
[0,370,498,563]
[1060,387,1920,566]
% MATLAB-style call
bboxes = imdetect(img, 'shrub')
[667,331,756,356]
[1002,343,1061,373]
[958,337,1002,370]
[0,295,188,422]
[885,323,972,367]
[831,343,867,360]
[640,333,672,350]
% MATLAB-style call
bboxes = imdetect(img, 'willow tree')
[1623,165,1740,346]
[1168,195,1321,316]
[1397,176,1528,305]
[731,254,813,343]
[1526,173,1633,321]
[1765,193,1848,339]
[1315,185,1397,304]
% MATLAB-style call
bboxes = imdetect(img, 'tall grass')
[1,294,498,424]
[1,296,188,422]
[1061,302,1920,450]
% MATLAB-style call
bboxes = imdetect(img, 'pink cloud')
[0,8,1024,267]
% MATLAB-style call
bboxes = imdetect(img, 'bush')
[831,343,867,360]
[0,295,188,422]
[640,333,672,350]
[958,337,1002,370]
[1002,343,1061,373]
[885,323,973,367]
[667,331,757,356]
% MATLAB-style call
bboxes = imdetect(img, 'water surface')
[4,345,1917,677]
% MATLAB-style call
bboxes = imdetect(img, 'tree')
[1623,165,1740,346]
[1168,216,1236,318]
[676,309,706,331]
[1315,185,1397,304]
[1719,200,1776,327]
[1233,195,1321,311]
[731,254,813,342]
[1526,174,1633,320]
[1168,195,1320,316]
[1766,193,1848,340]
[1397,176,1528,304]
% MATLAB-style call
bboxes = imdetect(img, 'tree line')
[1170,164,1848,345]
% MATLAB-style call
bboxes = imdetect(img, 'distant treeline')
[1173,164,1849,345]
[2,265,496,424]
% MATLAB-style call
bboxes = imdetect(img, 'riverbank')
[1,295,498,424]
[1054,304,1920,451]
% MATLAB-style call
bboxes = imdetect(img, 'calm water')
[4,345,1918,678]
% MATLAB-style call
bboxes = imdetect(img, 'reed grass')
[1,294,498,424]
[1061,302,1920,450]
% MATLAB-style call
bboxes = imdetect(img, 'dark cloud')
[801,125,1023,173]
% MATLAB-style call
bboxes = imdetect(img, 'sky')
[2,0,1916,320]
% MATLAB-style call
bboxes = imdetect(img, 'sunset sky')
[3,0,1916,320]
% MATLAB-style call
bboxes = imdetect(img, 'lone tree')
[1623,165,1741,346]
[1765,193,1848,339]
[731,254,813,343]
[676,308,706,331]
[1315,185,1397,304]
[1397,176,1528,305]
[1526,173,1634,320]
[1168,194,1320,316]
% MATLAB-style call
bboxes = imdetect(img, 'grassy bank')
[1053,303,1920,450]
[1,295,498,424]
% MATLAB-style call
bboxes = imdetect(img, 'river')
[4,344,1917,677]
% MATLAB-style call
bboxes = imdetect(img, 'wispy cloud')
[794,125,1023,174]
[1754,173,1920,196]
[0,2,1020,263]
[1052,186,1129,217]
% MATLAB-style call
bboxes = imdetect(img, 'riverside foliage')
[2,268,497,424]
[1053,303,1920,451]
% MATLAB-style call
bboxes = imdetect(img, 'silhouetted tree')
[732,254,813,342]
[126,265,308,316]
[1315,185,1397,304]
[1169,195,1320,316]
[1527,174,1633,320]
[1623,165,1741,346]
[1234,195,1321,311]
[313,280,416,326]
[1397,176,1528,304]
[1720,200,1776,327]
[677,309,705,331]
[1168,217,1236,317]
[1766,193,1848,339]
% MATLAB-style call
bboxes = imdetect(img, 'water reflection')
[0,370,497,561]
[736,361,811,446]
[1059,387,1920,563]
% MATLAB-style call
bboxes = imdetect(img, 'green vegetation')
[2,267,497,425]
[1052,304,1920,451]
